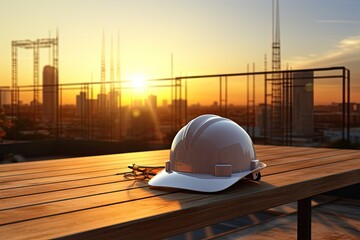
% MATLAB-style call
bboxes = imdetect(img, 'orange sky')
[0,0,359,105]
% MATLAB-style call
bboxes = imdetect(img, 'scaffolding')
[5,67,351,147]
[265,67,351,146]
[175,66,350,146]
[11,33,59,121]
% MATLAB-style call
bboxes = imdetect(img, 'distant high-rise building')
[172,99,187,127]
[108,90,119,112]
[0,87,11,108]
[256,103,272,138]
[292,71,314,138]
[76,92,87,117]
[147,95,157,111]
[42,65,58,123]
[162,99,168,108]
[97,93,107,114]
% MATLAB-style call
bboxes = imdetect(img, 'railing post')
[297,197,312,240]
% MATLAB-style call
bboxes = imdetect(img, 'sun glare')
[131,74,146,90]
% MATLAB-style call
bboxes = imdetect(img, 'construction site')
[0,2,358,240]
[0,45,354,159]
[0,1,357,161]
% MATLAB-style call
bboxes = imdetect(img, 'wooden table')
[0,145,359,239]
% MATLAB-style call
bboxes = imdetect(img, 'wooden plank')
[0,174,125,199]
[0,177,146,210]
[261,148,352,166]
[260,148,347,163]
[255,145,349,160]
[0,168,121,190]
[0,157,358,240]
[262,151,360,176]
[0,187,179,225]
[0,159,122,177]
[0,150,169,172]
[0,154,167,181]
[0,163,123,183]
[0,190,204,240]
[0,158,165,189]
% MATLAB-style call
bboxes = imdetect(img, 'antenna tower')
[271,0,283,144]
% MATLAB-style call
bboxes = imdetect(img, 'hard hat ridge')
[183,114,224,150]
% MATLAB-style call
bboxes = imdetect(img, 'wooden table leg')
[297,197,312,240]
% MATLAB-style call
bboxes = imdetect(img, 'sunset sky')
[0,0,359,105]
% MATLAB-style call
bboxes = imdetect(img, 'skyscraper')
[292,71,314,138]
[76,92,87,117]
[42,65,58,123]
[147,95,157,111]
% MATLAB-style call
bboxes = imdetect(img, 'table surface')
[0,145,359,239]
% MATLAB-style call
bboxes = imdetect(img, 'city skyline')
[0,62,354,107]
[0,0,359,104]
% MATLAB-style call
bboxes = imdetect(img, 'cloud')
[338,36,360,49]
[287,36,360,102]
[288,35,360,69]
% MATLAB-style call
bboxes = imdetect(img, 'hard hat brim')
[148,162,266,192]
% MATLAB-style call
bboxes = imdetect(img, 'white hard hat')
[149,114,266,192]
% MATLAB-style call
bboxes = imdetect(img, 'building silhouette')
[97,93,107,115]
[76,92,87,117]
[108,90,119,113]
[256,103,272,140]
[146,95,157,111]
[292,71,314,139]
[0,87,11,108]
[42,65,58,123]
[172,99,187,128]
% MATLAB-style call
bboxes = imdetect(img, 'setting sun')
[131,74,146,90]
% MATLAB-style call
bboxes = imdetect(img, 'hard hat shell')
[149,114,266,192]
